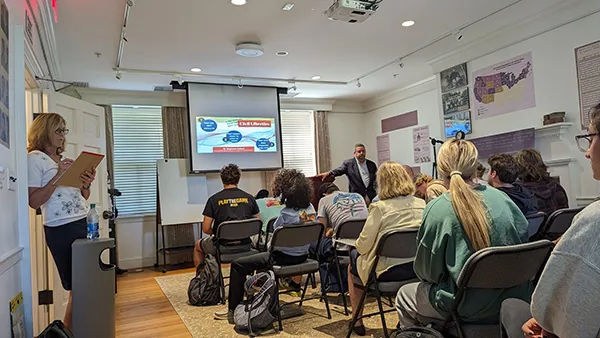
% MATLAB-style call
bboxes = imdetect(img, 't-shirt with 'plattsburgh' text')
[203,187,260,235]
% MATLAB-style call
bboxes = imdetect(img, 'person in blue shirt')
[214,169,317,323]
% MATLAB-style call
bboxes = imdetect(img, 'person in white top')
[27,113,96,331]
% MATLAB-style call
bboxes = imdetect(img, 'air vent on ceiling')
[279,91,300,98]
[153,85,173,92]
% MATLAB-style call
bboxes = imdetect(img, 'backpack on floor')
[233,270,277,336]
[38,320,74,338]
[320,261,348,293]
[188,254,222,306]
[392,326,444,338]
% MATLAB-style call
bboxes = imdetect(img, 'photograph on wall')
[444,110,472,138]
[575,40,600,130]
[413,125,431,164]
[442,87,470,115]
[440,63,468,93]
[0,0,8,150]
[472,52,536,120]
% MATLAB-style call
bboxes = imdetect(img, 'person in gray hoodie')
[502,102,600,338]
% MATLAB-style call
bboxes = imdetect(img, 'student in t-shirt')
[193,163,260,269]
[309,183,368,261]
[252,189,284,249]
[214,169,316,323]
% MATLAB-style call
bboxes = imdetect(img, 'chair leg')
[319,272,332,319]
[298,274,311,308]
[218,266,226,304]
[346,284,369,338]
[334,251,349,315]
[374,283,389,338]
[275,278,283,331]
[452,312,464,338]
[311,272,317,289]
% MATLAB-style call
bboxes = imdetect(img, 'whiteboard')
[157,159,208,226]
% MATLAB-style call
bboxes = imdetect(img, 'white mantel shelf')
[534,122,573,141]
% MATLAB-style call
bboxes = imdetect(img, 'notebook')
[53,151,105,188]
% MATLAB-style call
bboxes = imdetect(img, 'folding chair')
[347,228,419,338]
[330,219,366,315]
[442,240,554,338]
[532,207,583,241]
[525,212,547,240]
[260,217,278,252]
[269,222,331,331]
[215,218,262,303]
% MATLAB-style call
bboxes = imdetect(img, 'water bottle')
[87,204,100,240]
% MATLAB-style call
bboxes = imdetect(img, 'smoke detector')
[235,43,264,57]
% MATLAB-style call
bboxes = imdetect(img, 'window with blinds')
[280,110,317,177]
[112,106,164,216]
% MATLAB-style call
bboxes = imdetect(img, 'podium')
[307,175,334,209]
[72,238,116,338]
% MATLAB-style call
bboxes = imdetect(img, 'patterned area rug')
[155,271,401,337]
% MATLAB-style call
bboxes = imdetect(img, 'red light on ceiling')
[52,0,58,23]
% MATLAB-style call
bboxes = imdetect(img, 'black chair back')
[376,228,419,259]
[526,212,547,239]
[335,219,366,240]
[266,217,277,233]
[216,218,262,241]
[539,207,583,240]
[270,222,324,250]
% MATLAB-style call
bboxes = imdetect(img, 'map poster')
[470,128,535,159]
[413,125,431,164]
[376,134,390,166]
[0,0,8,150]
[575,40,600,130]
[472,52,536,120]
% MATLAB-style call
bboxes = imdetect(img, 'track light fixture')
[238,78,243,88]
[356,79,362,88]
[115,71,122,80]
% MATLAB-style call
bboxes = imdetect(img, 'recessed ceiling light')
[402,20,415,27]
[231,0,246,5]
[276,51,289,56]
[190,68,201,72]
[282,3,294,11]
[311,75,322,80]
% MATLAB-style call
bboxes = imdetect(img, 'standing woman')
[27,113,96,330]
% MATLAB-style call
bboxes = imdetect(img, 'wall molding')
[363,76,437,113]
[535,123,573,142]
[545,158,575,167]
[0,247,24,276]
[118,256,156,270]
[576,196,597,207]
[427,0,600,73]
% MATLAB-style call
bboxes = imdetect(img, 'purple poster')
[472,52,536,120]
[470,128,535,159]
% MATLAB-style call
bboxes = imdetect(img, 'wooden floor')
[115,268,194,338]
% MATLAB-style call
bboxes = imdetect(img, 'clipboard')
[53,151,105,188]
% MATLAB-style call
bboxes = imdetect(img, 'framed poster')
[440,63,468,93]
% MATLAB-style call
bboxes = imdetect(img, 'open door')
[40,90,109,323]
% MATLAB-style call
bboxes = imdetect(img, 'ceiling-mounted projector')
[324,0,380,23]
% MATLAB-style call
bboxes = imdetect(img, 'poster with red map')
[472,52,536,120]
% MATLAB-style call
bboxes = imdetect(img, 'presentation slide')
[196,116,277,153]
[187,83,283,172]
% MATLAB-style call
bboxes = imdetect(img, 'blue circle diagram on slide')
[226,130,242,143]
[199,118,217,132]
[256,138,271,150]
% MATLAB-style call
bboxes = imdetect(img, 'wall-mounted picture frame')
[440,63,468,93]
[444,110,472,138]
[442,86,470,115]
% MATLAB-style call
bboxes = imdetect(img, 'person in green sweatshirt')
[395,139,530,328]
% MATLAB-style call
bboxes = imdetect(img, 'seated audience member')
[373,164,415,203]
[193,164,260,269]
[514,148,569,215]
[348,162,426,336]
[425,179,447,203]
[395,140,529,328]
[515,102,600,338]
[309,183,368,261]
[414,173,433,200]
[215,169,316,323]
[488,154,538,215]
[474,162,488,185]
[252,189,284,249]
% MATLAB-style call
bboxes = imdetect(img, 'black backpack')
[38,320,74,338]
[393,326,444,338]
[188,254,222,306]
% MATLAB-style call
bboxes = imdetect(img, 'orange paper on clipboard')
[53,151,105,188]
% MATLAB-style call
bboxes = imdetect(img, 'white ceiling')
[55,0,567,101]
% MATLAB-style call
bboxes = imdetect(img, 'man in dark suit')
[321,143,377,203]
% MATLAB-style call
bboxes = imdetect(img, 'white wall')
[327,112,367,190]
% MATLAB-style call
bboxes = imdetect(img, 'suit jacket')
[329,158,377,201]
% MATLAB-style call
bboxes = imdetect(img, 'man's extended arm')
[328,160,348,178]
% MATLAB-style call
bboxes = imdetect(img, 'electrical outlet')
[8,168,16,191]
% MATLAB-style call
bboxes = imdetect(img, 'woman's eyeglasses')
[575,133,597,152]
[55,128,69,135]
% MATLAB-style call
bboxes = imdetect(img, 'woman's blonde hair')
[27,113,66,155]
[377,161,415,200]
[438,140,490,250]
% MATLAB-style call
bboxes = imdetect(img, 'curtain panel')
[162,106,190,159]
[314,110,331,173]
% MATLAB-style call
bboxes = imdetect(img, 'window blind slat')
[112,106,164,216]
[280,111,316,177]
